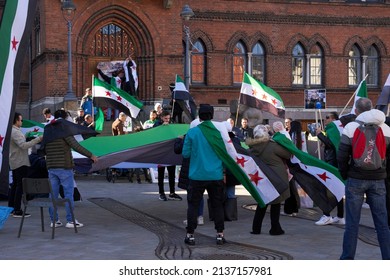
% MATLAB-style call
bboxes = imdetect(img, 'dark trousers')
[158,165,176,194]
[187,180,225,234]
[324,199,344,218]
[252,203,282,233]
[386,179,390,226]
[9,166,28,212]
[284,179,300,214]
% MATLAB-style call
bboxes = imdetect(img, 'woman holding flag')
[247,125,291,235]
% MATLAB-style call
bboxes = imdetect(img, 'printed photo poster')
[304,89,326,109]
[96,61,124,77]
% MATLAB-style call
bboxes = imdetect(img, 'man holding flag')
[315,111,345,226]
[182,104,226,245]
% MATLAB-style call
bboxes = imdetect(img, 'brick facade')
[4,0,390,122]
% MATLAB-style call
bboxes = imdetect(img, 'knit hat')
[198,104,214,120]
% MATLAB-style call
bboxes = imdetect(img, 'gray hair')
[355,98,372,115]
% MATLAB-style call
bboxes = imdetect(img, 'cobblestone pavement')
[0,174,382,260]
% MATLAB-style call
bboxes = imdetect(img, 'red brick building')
[3,0,390,124]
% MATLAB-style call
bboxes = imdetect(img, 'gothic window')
[292,43,305,85]
[233,41,247,84]
[34,14,41,57]
[309,44,323,86]
[366,45,379,86]
[191,40,206,84]
[251,43,265,83]
[348,45,362,86]
[90,23,133,57]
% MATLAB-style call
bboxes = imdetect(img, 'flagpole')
[91,74,95,122]
[171,75,176,121]
[340,74,369,116]
[315,109,321,160]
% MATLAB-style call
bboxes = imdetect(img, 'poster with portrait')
[304,89,326,109]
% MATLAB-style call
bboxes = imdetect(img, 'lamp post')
[180,5,194,90]
[61,0,77,101]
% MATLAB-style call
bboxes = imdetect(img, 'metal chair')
[18,178,78,239]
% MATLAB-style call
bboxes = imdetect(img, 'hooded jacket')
[337,109,390,180]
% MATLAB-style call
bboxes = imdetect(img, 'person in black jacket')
[315,111,345,226]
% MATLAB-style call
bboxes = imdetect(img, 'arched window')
[309,44,323,86]
[34,14,41,57]
[233,41,247,84]
[366,45,379,86]
[348,45,362,86]
[90,23,133,57]
[191,40,206,84]
[251,43,265,82]
[292,43,305,85]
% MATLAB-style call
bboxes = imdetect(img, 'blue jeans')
[340,178,390,260]
[48,169,75,223]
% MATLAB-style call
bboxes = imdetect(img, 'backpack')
[352,122,386,170]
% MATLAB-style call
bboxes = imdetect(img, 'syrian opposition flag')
[324,120,343,152]
[273,132,345,213]
[350,79,367,114]
[20,119,44,138]
[0,0,38,196]
[197,121,285,207]
[375,73,390,114]
[74,124,190,172]
[240,72,285,119]
[93,77,143,118]
[172,75,196,120]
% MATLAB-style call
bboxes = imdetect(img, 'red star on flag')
[0,134,4,147]
[262,94,267,100]
[251,88,258,97]
[227,139,232,144]
[272,98,277,105]
[11,36,19,50]
[317,172,330,182]
[249,171,263,186]
[33,128,39,132]
[236,156,247,167]
[105,91,111,97]
[116,96,122,102]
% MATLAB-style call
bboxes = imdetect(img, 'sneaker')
[197,216,204,225]
[331,217,345,225]
[159,194,167,201]
[12,211,31,218]
[184,233,195,245]
[50,221,63,228]
[216,233,226,245]
[281,212,297,217]
[65,220,84,228]
[168,193,182,201]
[315,215,333,226]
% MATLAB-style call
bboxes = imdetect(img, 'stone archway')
[76,5,155,101]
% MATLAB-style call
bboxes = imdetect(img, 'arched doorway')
[76,6,155,101]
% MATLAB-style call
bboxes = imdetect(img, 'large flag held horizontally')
[240,72,285,119]
[273,132,345,213]
[375,73,390,114]
[172,75,196,120]
[93,77,143,118]
[350,79,367,114]
[0,0,38,196]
